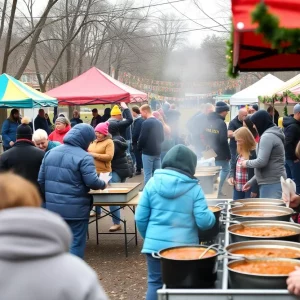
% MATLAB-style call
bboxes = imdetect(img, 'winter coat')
[0,207,108,300]
[108,108,133,140]
[49,125,71,143]
[246,126,286,186]
[283,116,300,160]
[70,117,83,128]
[38,124,106,220]
[228,115,243,151]
[135,169,215,253]
[112,135,130,179]
[229,150,258,194]
[34,115,50,135]
[203,112,230,161]
[0,140,44,188]
[46,141,61,152]
[138,117,164,156]
[132,116,144,145]
[88,136,114,173]
[1,118,20,148]
[91,115,102,128]
[101,108,111,123]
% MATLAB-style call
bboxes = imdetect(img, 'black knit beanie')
[162,144,197,177]
[17,117,32,140]
[215,101,229,114]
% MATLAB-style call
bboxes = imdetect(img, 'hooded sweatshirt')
[135,145,215,254]
[283,116,300,160]
[0,207,107,300]
[246,126,286,185]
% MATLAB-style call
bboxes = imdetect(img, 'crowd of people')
[2,100,300,299]
[186,101,298,200]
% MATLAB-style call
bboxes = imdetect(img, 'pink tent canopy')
[47,67,147,105]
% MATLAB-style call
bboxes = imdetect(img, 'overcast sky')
[29,0,231,46]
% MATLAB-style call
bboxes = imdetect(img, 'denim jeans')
[133,144,143,172]
[126,140,135,165]
[146,254,162,300]
[285,160,300,194]
[96,171,125,224]
[215,160,230,194]
[259,183,282,199]
[233,188,251,200]
[66,220,89,259]
[142,154,161,186]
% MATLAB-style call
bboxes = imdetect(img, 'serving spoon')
[199,244,219,259]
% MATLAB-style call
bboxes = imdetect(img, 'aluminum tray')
[89,182,141,203]
[157,199,298,300]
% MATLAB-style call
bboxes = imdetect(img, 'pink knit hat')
[95,122,109,135]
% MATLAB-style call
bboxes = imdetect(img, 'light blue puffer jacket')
[135,169,215,254]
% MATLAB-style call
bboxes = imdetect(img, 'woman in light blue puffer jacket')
[135,145,215,300]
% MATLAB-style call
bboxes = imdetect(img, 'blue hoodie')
[38,124,106,220]
[135,169,215,254]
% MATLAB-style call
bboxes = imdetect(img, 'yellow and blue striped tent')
[0,73,57,108]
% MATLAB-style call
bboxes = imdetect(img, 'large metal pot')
[226,240,300,259]
[229,205,295,222]
[228,258,300,289]
[152,245,222,288]
[198,205,223,242]
[230,198,285,207]
[228,220,300,243]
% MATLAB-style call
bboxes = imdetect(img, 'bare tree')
[0,0,8,39]
[2,0,18,73]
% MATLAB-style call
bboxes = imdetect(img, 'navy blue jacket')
[38,124,106,220]
[132,117,144,144]
[1,119,20,148]
[138,117,164,156]
[34,115,50,134]
[283,116,300,160]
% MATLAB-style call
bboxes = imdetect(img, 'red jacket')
[49,125,71,143]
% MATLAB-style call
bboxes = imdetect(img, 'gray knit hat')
[55,116,70,125]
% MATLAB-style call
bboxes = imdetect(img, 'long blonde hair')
[234,127,256,159]
[0,173,41,210]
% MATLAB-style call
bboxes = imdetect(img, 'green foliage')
[252,3,300,53]
[226,24,239,78]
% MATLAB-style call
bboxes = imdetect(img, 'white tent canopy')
[230,74,284,105]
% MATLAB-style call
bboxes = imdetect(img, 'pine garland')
[226,24,238,78]
[252,3,300,53]
[227,2,300,79]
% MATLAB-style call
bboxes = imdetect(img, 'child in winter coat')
[228,127,258,200]
[135,145,215,300]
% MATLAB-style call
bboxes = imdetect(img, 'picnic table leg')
[133,206,138,245]
[124,220,128,257]
[96,213,99,245]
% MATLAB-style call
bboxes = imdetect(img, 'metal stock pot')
[229,205,295,222]
[152,245,223,288]
[228,220,300,243]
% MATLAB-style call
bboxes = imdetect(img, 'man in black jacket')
[131,106,144,175]
[283,104,300,193]
[203,101,230,196]
[90,108,102,128]
[34,109,50,134]
[138,104,164,186]
[0,117,44,191]
[108,103,133,140]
